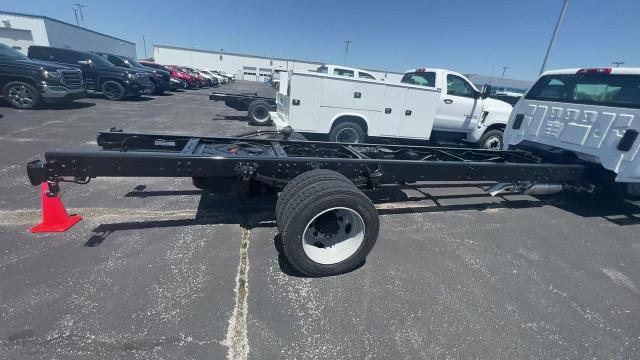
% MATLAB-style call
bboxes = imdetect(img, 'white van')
[504,67,640,189]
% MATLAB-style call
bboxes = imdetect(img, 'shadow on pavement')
[83,183,640,271]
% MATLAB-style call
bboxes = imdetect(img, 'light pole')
[142,35,148,59]
[539,0,569,75]
[73,3,86,26]
[612,61,625,67]
[72,8,80,27]
[501,66,510,79]
[344,40,352,65]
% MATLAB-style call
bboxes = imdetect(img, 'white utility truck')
[270,68,513,149]
[504,67,640,193]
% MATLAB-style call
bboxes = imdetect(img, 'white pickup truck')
[504,67,640,193]
[270,68,513,149]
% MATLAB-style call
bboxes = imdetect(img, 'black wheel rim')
[7,85,35,108]
[103,83,122,99]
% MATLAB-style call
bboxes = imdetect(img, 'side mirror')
[481,84,492,99]
[78,60,93,67]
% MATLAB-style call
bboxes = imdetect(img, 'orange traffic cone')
[30,183,83,233]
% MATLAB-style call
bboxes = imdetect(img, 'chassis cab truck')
[504,68,640,196]
[270,68,513,149]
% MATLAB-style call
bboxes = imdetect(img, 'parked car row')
[0,42,232,109]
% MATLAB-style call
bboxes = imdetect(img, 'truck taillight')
[577,68,612,74]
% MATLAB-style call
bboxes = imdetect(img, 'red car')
[163,65,201,88]
[178,66,209,88]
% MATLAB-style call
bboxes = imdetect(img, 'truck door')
[435,73,481,132]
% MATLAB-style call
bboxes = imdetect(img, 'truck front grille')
[60,70,83,87]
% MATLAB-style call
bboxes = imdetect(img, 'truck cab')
[504,67,640,190]
[401,68,513,149]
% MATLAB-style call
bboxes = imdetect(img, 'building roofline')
[154,44,404,75]
[0,11,136,45]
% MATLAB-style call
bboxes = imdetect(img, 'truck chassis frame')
[27,128,589,276]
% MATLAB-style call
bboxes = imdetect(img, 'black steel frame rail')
[27,130,588,189]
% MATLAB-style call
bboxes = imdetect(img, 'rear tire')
[247,99,272,125]
[3,81,42,109]
[478,129,504,150]
[276,169,356,229]
[101,80,126,101]
[329,121,365,143]
[278,178,379,277]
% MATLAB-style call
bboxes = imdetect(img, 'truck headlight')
[127,73,139,80]
[43,71,61,80]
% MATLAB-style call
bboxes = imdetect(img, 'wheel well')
[331,115,368,134]
[484,123,506,134]
[99,78,125,88]
[2,76,38,91]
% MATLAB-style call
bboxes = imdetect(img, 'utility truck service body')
[271,68,513,149]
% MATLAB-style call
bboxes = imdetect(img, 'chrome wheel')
[302,207,365,265]
[7,84,36,108]
[335,128,360,143]
[253,106,269,122]
[483,135,502,150]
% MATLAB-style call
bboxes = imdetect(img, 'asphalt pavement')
[1,81,639,359]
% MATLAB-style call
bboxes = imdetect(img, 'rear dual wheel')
[277,170,379,277]
[247,100,272,126]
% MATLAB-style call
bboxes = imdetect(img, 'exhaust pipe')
[486,182,566,196]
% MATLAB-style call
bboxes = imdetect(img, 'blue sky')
[5,0,638,80]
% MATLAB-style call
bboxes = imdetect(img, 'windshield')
[0,43,29,60]
[124,56,146,69]
[86,52,115,67]
[525,73,640,109]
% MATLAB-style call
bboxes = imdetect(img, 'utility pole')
[501,66,510,79]
[72,8,80,27]
[540,0,569,75]
[344,40,352,65]
[73,3,86,26]
[612,61,625,67]
[142,35,148,59]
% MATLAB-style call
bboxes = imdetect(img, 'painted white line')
[222,227,251,359]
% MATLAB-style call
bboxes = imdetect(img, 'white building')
[154,44,403,82]
[0,11,136,58]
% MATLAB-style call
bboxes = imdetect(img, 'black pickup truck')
[92,52,172,95]
[0,43,85,109]
[27,46,153,101]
